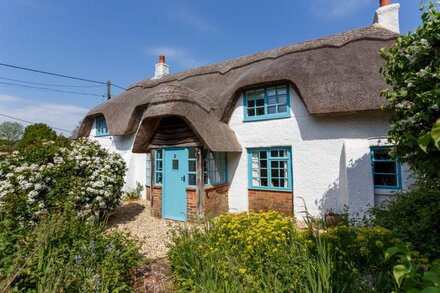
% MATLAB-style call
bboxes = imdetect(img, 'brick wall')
[248,189,293,216]
[186,188,197,220]
[205,184,229,218]
[152,186,162,218]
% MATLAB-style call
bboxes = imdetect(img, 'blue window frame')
[370,147,402,189]
[247,147,292,191]
[95,116,109,136]
[243,85,290,121]
[146,153,151,187]
[187,148,227,186]
[154,150,163,185]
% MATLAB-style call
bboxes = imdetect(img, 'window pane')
[277,87,287,95]
[268,97,277,105]
[189,174,196,185]
[374,161,396,174]
[267,106,276,114]
[256,107,265,116]
[261,178,268,186]
[278,95,287,105]
[278,105,287,113]
[248,109,255,116]
[374,174,397,186]
[247,99,255,107]
[374,150,391,160]
[188,148,196,158]
[189,161,196,172]
[255,89,264,98]
[267,88,276,96]
[255,98,265,107]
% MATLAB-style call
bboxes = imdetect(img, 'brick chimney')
[152,55,170,80]
[374,0,400,34]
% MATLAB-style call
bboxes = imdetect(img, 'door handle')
[181,175,185,182]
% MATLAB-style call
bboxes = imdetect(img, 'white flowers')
[0,138,126,222]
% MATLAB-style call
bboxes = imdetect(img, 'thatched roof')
[78,25,398,152]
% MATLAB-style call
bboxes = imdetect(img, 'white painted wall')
[88,85,412,218]
[90,120,147,198]
[228,86,410,218]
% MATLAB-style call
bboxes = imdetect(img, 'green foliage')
[19,123,57,147]
[370,185,440,260]
[385,245,440,292]
[0,213,143,292]
[0,121,23,141]
[0,138,127,224]
[380,2,440,183]
[168,211,309,292]
[124,182,143,200]
[168,211,400,292]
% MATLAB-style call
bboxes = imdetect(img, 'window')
[188,148,197,186]
[95,116,109,136]
[248,148,292,191]
[243,85,290,121]
[154,150,163,184]
[370,147,401,189]
[188,149,227,186]
[146,153,151,186]
[205,152,227,185]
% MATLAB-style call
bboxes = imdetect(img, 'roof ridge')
[129,25,397,91]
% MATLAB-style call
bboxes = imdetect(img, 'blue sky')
[0,0,422,135]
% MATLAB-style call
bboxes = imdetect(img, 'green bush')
[168,211,311,292]
[19,123,57,147]
[0,213,143,292]
[0,138,127,223]
[370,185,440,260]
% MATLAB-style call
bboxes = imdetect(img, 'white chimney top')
[152,55,169,80]
[373,1,400,34]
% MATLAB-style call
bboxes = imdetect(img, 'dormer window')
[243,85,290,121]
[95,116,109,136]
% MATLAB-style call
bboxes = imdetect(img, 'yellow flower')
[239,268,247,275]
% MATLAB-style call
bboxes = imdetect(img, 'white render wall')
[88,85,412,217]
[228,86,411,218]
[90,121,147,197]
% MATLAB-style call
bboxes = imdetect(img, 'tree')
[19,123,57,147]
[380,2,440,184]
[0,121,24,141]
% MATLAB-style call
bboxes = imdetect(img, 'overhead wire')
[0,62,127,90]
[0,76,104,88]
[0,81,106,97]
[0,113,72,133]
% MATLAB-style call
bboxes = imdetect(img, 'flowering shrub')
[380,2,440,182]
[0,138,126,223]
[168,211,312,292]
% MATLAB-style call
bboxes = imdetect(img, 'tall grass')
[0,213,143,292]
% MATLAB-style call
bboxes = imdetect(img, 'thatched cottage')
[78,1,411,221]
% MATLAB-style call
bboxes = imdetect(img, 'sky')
[0,0,423,135]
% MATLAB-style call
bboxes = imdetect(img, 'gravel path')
[107,199,186,260]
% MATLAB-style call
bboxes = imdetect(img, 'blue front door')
[163,148,188,221]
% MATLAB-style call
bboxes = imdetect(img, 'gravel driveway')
[107,199,186,260]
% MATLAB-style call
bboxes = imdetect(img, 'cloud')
[309,0,372,18]
[0,95,21,102]
[0,95,88,135]
[147,46,207,70]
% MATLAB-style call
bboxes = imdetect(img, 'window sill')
[248,187,292,193]
[243,113,291,123]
